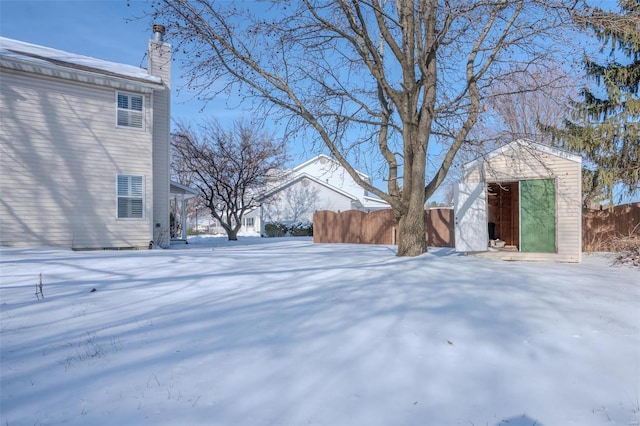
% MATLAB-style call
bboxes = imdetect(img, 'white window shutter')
[116,92,144,129]
[130,175,143,196]
[117,174,144,219]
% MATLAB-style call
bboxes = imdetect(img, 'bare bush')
[610,225,640,267]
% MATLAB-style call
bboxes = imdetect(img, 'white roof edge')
[362,195,391,207]
[0,56,163,93]
[170,181,199,196]
[293,154,370,180]
[0,36,163,88]
[464,139,583,169]
[292,154,326,172]
[259,172,359,201]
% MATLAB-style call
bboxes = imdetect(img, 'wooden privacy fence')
[582,202,640,252]
[313,203,640,252]
[314,203,638,251]
[313,208,454,247]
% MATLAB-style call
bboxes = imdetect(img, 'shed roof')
[464,139,582,170]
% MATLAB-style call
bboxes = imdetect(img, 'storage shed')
[454,139,582,262]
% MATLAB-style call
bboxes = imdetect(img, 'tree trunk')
[226,229,238,241]
[396,118,428,256]
[396,201,426,257]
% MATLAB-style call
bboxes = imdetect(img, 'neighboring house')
[0,25,175,249]
[242,154,390,235]
[454,139,582,262]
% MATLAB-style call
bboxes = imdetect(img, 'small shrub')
[289,221,313,236]
[264,222,288,237]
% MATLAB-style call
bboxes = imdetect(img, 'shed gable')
[463,140,581,183]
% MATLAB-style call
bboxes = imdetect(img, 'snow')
[0,37,161,84]
[1,237,638,426]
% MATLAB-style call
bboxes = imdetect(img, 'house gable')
[246,155,391,234]
[289,154,392,208]
[292,154,372,199]
[258,172,360,224]
[260,172,359,203]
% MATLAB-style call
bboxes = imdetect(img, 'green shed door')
[520,179,556,253]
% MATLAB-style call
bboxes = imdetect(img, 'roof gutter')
[0,55,164,94]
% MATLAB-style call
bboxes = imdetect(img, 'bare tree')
[172,119,287,240]
[152,0,578,256]
[483,65,578,145]
[170,144,205,238]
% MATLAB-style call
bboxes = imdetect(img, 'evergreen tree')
[561,0,639,204]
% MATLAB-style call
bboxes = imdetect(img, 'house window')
[117,175,144,218]
[117,92,144,129]
[244,217,254,228]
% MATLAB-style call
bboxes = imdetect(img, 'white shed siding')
[0,69,154,248]
[463,143,582,262]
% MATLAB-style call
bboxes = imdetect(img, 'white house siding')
[0,70,154,248]
[313,181,357,213]
[148,39,171,248]
[295,155,371,201]
[463,143,582,262]
[262,178,357,224]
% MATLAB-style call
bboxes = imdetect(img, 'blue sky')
[1,1,637,204]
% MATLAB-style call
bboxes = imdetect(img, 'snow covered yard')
[1,237,638,426]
